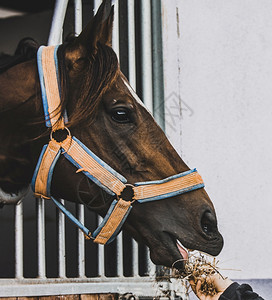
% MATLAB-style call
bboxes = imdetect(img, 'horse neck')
[0,60,46,194]
[0,59,38,112]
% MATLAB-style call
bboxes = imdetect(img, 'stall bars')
[0,0,186,298]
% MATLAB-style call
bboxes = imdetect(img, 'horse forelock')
[59,42,119,127]
[0,37,119,129]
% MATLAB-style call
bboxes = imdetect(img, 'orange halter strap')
[32,45,205,245]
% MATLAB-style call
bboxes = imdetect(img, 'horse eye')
[111,108,132,123]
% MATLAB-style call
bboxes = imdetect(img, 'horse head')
[0,0,223,270]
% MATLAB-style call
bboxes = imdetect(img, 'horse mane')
[0,37,39,74]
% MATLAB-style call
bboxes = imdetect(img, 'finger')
[195,280,203,294]
[209,273,233,292]
[189,279,197,292]
[189,279,205,298]
[195,280,215,300]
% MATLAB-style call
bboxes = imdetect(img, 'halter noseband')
[31,46,205,245]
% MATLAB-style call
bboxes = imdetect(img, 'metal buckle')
[50,126,71,143]
[118,184,135,203]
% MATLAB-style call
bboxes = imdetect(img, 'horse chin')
[124,222,198,271]
[147,233,188,271]
[0,186,29,205]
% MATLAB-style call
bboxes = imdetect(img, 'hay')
[179,251,222,296]
[157,251,224,297]
[157,251,240,297]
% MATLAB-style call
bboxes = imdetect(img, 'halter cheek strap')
[32,45,205,245]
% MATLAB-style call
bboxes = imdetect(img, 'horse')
[0,0,223,271]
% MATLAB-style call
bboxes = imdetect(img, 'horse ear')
[76,0,114,51]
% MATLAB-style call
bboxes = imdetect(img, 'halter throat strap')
[32,45,205,245]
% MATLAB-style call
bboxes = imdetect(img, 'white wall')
[162,0,272,280]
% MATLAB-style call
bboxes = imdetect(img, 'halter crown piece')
[31,46,205,245]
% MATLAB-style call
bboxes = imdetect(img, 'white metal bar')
[140,0,153,113]
[131,239,139,276]
[112,0,119,58]
[97,216,105,277]
[74,0,83,36]
[147,247,156,278]
[116,232,123,277]
[127,0,136,89]
[57,199,66,278]
[77,204,85,278]
[15,201,23,279]
[151,0,165,129]
[74,2,85,278]
[128,1,140,276]
[94,0,102,14]
[48,0,69,45]
[140,0,156,277]
[0,277,166,298]
[37,198,46,278]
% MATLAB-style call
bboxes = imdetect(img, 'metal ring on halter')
[117,184,135,203]
[50,126,71,143]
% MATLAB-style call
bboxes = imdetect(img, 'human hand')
[189,273,233,300]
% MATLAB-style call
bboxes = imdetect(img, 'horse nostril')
[201,211,217,235]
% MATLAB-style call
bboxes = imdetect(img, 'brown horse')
[0,1,223,270]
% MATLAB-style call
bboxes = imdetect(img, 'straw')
[156,251,224,296]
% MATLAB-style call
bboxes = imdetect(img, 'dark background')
[0,0,148,279]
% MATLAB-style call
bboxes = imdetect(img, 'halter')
[31,45,205,245]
